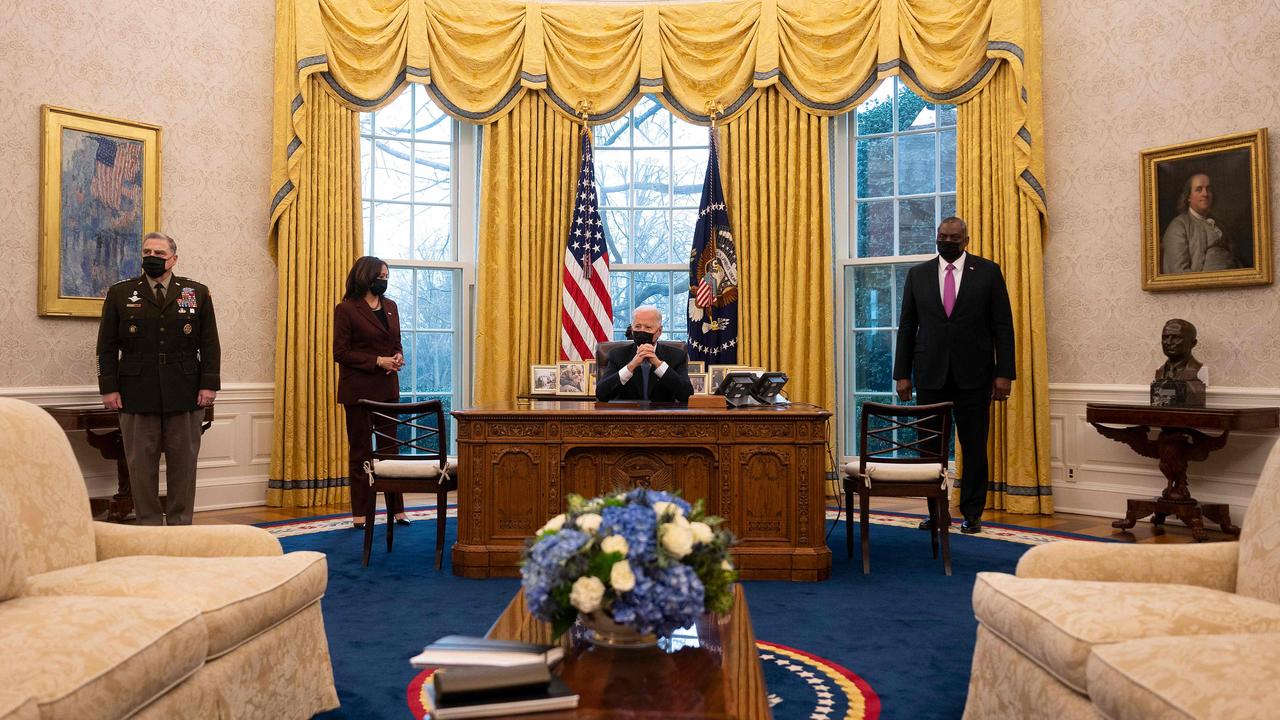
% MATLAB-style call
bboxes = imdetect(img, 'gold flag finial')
[576,101,593,130]
[705,100,724,128]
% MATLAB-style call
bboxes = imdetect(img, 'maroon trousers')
[344,403,405,520]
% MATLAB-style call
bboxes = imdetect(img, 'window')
[837,78,957,456]
[360,84,477,452]
[592,97,709,341]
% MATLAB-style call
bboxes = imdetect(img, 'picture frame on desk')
[709,365,763,390]
[687,361,705,375]
[530,365,557,395]
[556,361,588,395]
[688,372,710,395]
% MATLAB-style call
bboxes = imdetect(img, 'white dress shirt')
[937,251,967,300]
[618,358,669,384]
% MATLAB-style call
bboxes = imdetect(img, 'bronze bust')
[1152,318,1206,406]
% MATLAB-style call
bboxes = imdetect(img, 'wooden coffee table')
[484,584,769,718]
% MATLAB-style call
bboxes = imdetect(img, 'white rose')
[652,501,685,519]
[721,559,734,571]
[660,523,694,558]
[610,560,636,592]
[541,514,566,533]
[569,576,606,613]
[671,514,690,528]
[690,521,714,545]
[600,534,629,556]
[575,513,602,534]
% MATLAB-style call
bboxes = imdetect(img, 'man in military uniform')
[97,232,220,525]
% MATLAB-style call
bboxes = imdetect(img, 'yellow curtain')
[473,94,579,404]
[722,87,835,433]
[267,75,363,507]
[957,62,1053,514]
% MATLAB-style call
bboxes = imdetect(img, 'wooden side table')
[1085,403,1279,541]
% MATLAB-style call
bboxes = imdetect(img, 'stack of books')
[411,636,576,719]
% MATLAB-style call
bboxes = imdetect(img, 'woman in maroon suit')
[334,256,410,529]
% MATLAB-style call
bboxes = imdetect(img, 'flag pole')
[704,100,723,333]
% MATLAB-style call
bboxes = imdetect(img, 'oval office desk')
[452,399,832,581]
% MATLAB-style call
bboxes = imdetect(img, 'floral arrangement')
[521,489,737,639]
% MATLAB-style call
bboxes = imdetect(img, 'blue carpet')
[277,513,1032,719]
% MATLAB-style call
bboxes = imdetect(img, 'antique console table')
[1085,402,1279,541]
[453,400,832,581]
[45,404,214,522]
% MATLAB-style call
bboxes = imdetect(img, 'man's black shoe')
[961,519,982,534]
[918,517,934,531]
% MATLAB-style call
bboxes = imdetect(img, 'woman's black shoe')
[394,516,412,526]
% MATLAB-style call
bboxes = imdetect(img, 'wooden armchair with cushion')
[963,435,1280,720]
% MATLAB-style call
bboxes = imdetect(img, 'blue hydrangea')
[610,563,705,637]
[521,529,590,619]
[625,488,691,516]
[600,503,658,563]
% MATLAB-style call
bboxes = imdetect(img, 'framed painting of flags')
[39,106,161,317]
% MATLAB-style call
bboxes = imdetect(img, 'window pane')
[897,134,936,195]
[898,198,937,255]
[372,140,413,202]
[631,271,670,310]
[633,150,670,207]
[854,331,893,392]
[938,103,957,128]
[412,205,451,261]
[897,86,936,131]
[603,210,630,264]
[595,116,630,147]
[852,265,893,329]
[610,272,632,336]
[415,269,453,330]
[941,194,956,221]
[413,87,451,143]
[414,331,453,393]
[856,200,894,258]
[372,202,411,259]
[855,81,894,136]
[595,149,630,207]
[633,209,671,264]
[856,137,893,198]
[671,149,703,207]
[672,117,707,147]
[373,98,413,138]
[672,208,697,263]
[360,138,373,199]
[398,340,414,394]
[633,97,671,147]
[412,143,451,204]
[388,267,415,329]
[939,128,956,193]
[362,200,372,251]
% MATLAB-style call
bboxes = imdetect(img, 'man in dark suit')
[97,232,220,526]
[893,217,1015,534]
[595,306,695,403]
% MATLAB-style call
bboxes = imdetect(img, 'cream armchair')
[0,398,339,719]
[963,436,1280,720]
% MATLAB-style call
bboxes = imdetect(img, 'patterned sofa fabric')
[0,487,27,601]
[0,690,37,720]
[972,572,1280,693]
[24,551,328,659]
[1088,633,1280,720]
[0,595,206,720]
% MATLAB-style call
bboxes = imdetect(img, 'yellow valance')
[271,0,1046,239]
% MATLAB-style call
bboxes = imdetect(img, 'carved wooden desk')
[453,400,832,581]
[485,584,769,719]
[1086,402,1279,541]
[45,404,214,522]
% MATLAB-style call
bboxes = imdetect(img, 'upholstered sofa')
[964,436,1280,720]
[0,398,339,719]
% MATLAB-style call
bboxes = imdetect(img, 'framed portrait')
[708,364,747,390]
[530,365,558,395]
[40,106,161,317]
[556,361,589,395]
[1141,129,1271,291]
[687,361,705,375]
[688,372,710,395]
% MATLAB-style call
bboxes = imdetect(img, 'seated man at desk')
[595,306,694,403]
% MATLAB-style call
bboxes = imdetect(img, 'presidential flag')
[560,128,612,361]
[90,136,142,211]
[687,131,738,363]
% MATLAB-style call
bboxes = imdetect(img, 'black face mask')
[626,327,655,346]
[142,256,168,278]
[936,240,965,263]
[369,278,388,296]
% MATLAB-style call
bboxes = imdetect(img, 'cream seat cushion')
[0,595,205,720]
[370,457,453,479]
[842,460,945,482]
[0,690,37,720]
[973,572,1280,694]
[1087,633,1280,720]
[24,551,326,659]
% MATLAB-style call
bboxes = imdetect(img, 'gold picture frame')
[40,106,161,317]
[688,372,710,395]
[1141,129,1271,291]
[556,361,589,395]
[530,364,558,395]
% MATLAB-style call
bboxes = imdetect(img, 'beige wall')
[0,0,277,389]
[1042,0,1280,386]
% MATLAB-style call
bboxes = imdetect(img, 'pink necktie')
[943,264,956,317]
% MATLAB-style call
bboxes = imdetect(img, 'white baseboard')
[1,383,275,513]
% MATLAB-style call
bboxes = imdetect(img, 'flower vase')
[578,611,659,649]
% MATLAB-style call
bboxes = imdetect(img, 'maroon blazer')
[334,297,403,406]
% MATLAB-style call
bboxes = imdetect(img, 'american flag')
[686,131,738,363]
[90,137,142,210]
[560,128,612,361]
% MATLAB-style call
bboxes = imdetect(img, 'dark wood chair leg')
[938,493,952,576]
[386,491,396,552]
[859,487,871,574]
[436,486,448,569]
[362,501,376,567]
[927,497,939,558]
[843,478,853,559]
